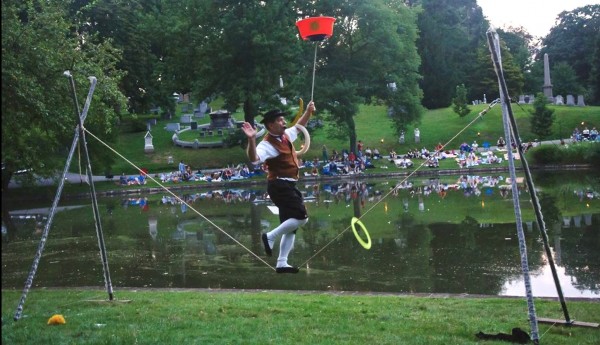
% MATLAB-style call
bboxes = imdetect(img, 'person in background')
[497,136,506,148]
[178,160,186,175]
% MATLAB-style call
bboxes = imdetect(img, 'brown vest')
[263,133,300,180]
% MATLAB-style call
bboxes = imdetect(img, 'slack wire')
[300,100,500,266]
[82,128,275,271]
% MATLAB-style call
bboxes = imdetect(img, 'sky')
[477,0,596,38]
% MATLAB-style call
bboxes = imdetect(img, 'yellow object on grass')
[47,314,66,325]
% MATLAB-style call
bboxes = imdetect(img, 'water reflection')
[2,172,599,298]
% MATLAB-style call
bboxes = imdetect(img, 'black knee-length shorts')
[267,179,308,223]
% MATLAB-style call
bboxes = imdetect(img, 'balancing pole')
[310,44,318,101]
[296,16,336,101]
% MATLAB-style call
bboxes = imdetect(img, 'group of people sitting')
[159,164,254,184]
[572,126,599,142]
[119,173,147,185]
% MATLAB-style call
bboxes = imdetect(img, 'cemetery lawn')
[106,103,599,175]
[2,289,600,344]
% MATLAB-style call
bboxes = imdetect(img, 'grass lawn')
[2,289,599,344]
[102,102,600,175]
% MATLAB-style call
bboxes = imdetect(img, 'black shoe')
[261,233,272,257]
[276,266,299,274]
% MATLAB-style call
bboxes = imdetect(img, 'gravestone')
[144,131,154,153]
[542,53,554,102]
[527,95,535,104]
[199,101,208,113]
[555,95,564,105]
[518,95,526,104]
[194,101,209,118]
[181,114,192,124]
[166,123,180,132]
[414,128,420,144]
[577,95,585,106]
[566,95,575,106]
[209,110,234,128]
[483,94,487,104]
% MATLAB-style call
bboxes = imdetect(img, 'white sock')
[277,233,295,268]
[266,218,308,241]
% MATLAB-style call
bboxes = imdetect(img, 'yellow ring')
[351,217,371,250]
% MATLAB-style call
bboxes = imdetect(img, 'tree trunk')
[243,98,257,124]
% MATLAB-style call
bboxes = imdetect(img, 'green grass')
[104,102,599,175]
[2,289,599,344]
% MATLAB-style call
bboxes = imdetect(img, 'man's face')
[267,116,287,135]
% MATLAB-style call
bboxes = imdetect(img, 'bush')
[530,142,599,165]
[120,114,160,133]
[582,143,600,170]
[530,145,560,164]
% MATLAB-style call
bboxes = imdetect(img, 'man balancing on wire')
[241,101,316,273]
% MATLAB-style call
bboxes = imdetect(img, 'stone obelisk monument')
[542,53,554,102]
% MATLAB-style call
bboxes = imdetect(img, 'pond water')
[2,171,599,299]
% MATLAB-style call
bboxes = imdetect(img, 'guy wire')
[83,128,276,271]
[300,99,500,266]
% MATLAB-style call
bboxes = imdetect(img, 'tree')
[540,5,600,104]
[469,42,524,101]
[314,0,423,152]
[174,1,304,123]
[452,84,471,117]
[1,0,126,190]
[415,0,488,109]
[590,34,600,104]
[551,62,584,98]
[77,0,173,115]
[529,93,555,139]
[497,27,540,95]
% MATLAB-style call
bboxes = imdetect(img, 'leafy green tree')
[452,84,471,117]
[523,59,543,97]
[1,0,126,190]
[313,0,423,152]
[173,1,303,123]
[529,93,555,139]
[591,34,600,104]
[497,27,539,95]
[551,62,584,98]
[469,42,524,101]
[498,27,536,71]
[415,0,488,109]
[77,0,171,114]
[540,5,600,104]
